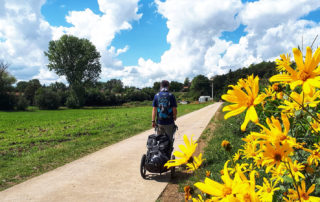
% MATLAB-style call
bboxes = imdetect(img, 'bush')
[35,88,60,110]
[57,90,68,106]
[85,88,105,106]
[0,93,16,110]
[16,96,29,110]
[66,92,81,109]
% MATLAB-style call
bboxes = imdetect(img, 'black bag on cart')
[145,134,171,173]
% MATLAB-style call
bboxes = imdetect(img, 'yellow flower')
[270,46,320,95]
[222,75,266,131]
[305,143,320,167]
[233,150,242,162]
[235,170,261,202]
[276,92,283,100]
[256,114,292,146]
[275,53,291,72]
[241,141,260,160]
[279,90,320,115]
[288,160,305,182]
[221,140,232,151]
[192,194,204,202]
[263,86,275,98]
[164,134,197,168]
[261,142,293,173]
[256,178,280,202]
[228,163,249,175]
[272,83,281,92]
[206,170,211,177]
[285,181,319,202]
[194,161,241,201]
[270,163,286,183]
[186,153,205,172]
[311,114,320,134]
[184,185,192,201]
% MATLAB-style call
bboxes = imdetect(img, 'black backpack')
[145,134,171,173]
[157,92,173,121]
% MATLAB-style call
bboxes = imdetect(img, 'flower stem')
[284,91,320,124]
[284,161,301,202]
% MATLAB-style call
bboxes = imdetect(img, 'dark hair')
[160,80,169,88]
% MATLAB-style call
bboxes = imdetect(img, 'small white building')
[198,96,211,103]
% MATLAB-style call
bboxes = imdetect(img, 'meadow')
[0,102,210,190]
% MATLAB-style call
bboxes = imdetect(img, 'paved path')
[0,102,223,202]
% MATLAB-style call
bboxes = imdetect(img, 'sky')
[1,0,320,87]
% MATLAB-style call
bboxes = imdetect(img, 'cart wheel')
[170,155,175,179]
[140,154,147,179]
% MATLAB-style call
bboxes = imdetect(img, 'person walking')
[152,80,177,144]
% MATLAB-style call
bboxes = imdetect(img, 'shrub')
[66,92,80,109]
[57,90,68,106]
[85,88,105,106]
[0,93,16,110]
[35,88,60,110]
[16,96,29,111]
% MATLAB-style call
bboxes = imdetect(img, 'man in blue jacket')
[152,80,177,143]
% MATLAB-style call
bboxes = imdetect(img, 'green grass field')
[0,102,211,190]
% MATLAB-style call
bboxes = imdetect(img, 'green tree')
[184,77,190,87]
[0,61,16,110]
[16,81,28,92]
[0,61,16,93]
[104,79,123,93]
[49,82,67,92]
[170,81,183,92]
[24,79,41,105]
[190,75,211,99]
[44,34,101,107]
[35,88,60,110]
[153,82,160,91]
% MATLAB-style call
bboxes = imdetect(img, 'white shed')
[198,96,211,103]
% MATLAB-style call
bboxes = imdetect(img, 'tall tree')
[153,82,160,91]
[0,60,16,110]
[0,61,16,93]
[16,81,29,92]
[170,81,183,92]
[104,79,123,93]
[190,75,211,98]
[184,77,190,87]
[24,79,41,105]
[44,34,101,107]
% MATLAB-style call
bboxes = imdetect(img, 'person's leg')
[158,124,176,144]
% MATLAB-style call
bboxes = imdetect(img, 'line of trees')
[0,34,278,111]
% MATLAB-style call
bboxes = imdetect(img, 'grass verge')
[0,102,212,190]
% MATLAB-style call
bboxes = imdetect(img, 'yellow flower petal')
[224,106,247,120]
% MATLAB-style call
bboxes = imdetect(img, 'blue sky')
[42,0,170,66]
[1,0,320,87]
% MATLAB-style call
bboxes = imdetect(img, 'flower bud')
[221,140,232,152]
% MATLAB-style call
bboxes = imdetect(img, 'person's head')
[160,80,169,89]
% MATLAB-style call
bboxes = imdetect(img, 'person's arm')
[152,107,157,127]
[173,107,177,121]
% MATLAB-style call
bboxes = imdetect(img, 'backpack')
[157,92,173,121]
[145,134,172,173]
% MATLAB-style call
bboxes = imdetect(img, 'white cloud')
[0,0,141,85]
[51,0,142,80]
[0,0,51,79]
[1,0,320,88]
[128,0,320,87]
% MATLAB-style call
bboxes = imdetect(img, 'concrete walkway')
[0,102,223,202]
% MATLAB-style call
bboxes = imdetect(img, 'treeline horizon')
[0,60,277,111]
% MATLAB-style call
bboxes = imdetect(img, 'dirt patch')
[157,104,223,202]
